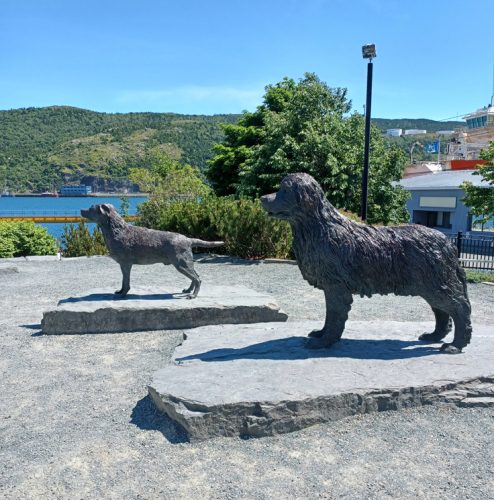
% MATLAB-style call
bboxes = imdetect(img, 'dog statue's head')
[261,173,326,221]
[81,203,117,224]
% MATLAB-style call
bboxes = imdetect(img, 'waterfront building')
[60,184,92,196]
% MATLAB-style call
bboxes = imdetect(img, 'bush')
[61,222,108,257]
[138,196,294,259]
[0,221,58,258]
[0,234,16,258]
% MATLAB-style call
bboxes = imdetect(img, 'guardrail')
[0,210,138,217]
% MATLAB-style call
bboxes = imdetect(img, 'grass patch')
[465,269,494,283]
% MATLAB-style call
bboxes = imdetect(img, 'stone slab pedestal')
[41,285,287,334]
[148,321,494,441]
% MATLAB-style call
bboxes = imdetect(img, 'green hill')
[0,107,466,193]
[0,106,240,192]
[372,118,464,133]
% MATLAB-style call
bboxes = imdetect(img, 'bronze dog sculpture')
[261,173,472,354]
[81,203,224,299]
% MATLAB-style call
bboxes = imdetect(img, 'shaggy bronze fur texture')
[261,173,472,354]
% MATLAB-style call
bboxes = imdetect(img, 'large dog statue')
[261,173,472,354]
[81,203,224,299]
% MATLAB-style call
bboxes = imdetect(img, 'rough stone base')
[41,285,287,334]
[148,321,494,440]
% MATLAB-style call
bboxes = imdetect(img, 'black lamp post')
[360,43,376,222]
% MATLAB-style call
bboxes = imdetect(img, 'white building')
[404,129,427,136]
[385,128,402,137]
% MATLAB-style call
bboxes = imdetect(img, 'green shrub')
[138,196,293,259]
[0,234,16,258]
[0,221,58,257]
[61,222,108,257]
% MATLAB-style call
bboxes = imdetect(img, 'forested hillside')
[373,118,463,133]
[0,106,465,193]
[0,106,239,192]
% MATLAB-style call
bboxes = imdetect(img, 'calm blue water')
[0,196,147,240]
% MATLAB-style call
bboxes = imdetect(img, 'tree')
[461,142,494,228]
[129,150,211,200]
[206,73,409,224]
[129,150,211,225]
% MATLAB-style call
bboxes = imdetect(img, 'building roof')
[398,169,492,191]
[463,105,494,120]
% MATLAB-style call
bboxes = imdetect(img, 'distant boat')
[40,191,59,197]
[1,190,15,197]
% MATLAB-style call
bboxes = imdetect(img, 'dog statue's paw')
[440,343,462,354]
[306,335,339,350]
[419,332,446,343]
[308,329,324,338]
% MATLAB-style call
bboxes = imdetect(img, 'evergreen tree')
[207,73,409,224]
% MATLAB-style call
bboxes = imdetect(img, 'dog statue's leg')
[174,261,201,299]
[440,297,472,354]
[115,263,131,297]
[419,305,452,342]
[307,287,353,349]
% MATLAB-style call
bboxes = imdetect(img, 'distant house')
[398,170,494,236]
[60,184,92,196]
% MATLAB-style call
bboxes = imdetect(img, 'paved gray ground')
[1,255,494,499]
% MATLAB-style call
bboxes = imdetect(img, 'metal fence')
[450,232,494,271]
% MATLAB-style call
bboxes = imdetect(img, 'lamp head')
[362,44,376,60]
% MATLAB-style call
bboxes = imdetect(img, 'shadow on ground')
[20,324,43,336]
[130,395,189,444]
[194,254,263,266]
[177,336,442,362]
[59,292,185,304]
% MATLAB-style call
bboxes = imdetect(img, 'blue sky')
[1,0,493,120]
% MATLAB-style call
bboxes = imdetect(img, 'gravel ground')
[1,255,493,499]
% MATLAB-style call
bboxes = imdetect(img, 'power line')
[437,113,468,122]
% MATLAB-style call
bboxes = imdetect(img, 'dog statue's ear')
[98,204,111,214]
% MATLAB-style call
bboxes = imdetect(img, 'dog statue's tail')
[189,238,225,249]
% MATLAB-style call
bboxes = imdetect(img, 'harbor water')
[0,196,148,240]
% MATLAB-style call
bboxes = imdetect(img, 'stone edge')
[41,304,288,334]
[148,376,494,441]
